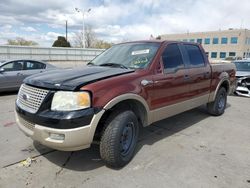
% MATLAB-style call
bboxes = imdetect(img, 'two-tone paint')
[15,40,236,151]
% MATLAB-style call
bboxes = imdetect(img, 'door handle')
[184,75,190,80]
[141,79,154,86]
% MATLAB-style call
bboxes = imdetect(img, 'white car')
[233,60,250,97]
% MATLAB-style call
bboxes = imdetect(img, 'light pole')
[75,7,91,48]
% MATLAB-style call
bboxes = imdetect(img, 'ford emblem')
[22,94,29,101]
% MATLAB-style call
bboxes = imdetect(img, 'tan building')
[161,29,250,60]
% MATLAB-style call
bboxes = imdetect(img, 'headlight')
[51,91,91,111]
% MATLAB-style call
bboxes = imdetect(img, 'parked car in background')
[233,60,250,97]
[0,59,56,92]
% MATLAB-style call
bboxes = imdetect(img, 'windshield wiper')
[87,62,95,66]
[99,63,128,69]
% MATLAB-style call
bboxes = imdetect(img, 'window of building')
[213,38,219,44]
[162,44,184,73]
[211,52,217,58]
[189,39,195,42]
[220,52,226,58]
[183,39,188,42]
[204,38,210,44]
[221,37,228,44]
[197,39,202,44]
[184,44,205,67]
[229,52,236,57]
[231,37,238,44]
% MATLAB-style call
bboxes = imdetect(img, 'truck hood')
[24,66,134,90]
[236,71,250,77]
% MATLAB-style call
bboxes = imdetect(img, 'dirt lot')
[0,93,249,188]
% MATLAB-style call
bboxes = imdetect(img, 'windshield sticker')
[131,49,150,56]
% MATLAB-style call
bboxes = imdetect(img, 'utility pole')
[65,20,68,42]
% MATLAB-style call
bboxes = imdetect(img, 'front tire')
[100,110,139,168]
[207,87,227,116]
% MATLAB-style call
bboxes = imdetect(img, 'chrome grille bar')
[17,84,49,114]
[18,115,35,131]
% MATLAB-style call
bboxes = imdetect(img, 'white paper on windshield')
[131,49,150,55]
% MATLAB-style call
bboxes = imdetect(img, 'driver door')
[151,43,190,122]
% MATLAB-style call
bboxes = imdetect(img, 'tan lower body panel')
[148,94,210,124]
[15,109,105,151]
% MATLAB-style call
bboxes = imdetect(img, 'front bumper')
[15,108,105,151]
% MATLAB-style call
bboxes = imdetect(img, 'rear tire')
[100,110,139,168]
[207,87,227,116]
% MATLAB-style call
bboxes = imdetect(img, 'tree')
[52,36,71,47]
[7,37,38,46]
[72,24,113,49]
[93,40,112,49]
[156,35,161,40]
[85,25,96,48]
[73,24,96,48]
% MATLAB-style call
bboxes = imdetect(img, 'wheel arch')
[209,77,230,102]
[93,94,150,140]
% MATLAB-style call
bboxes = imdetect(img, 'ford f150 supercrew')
[15,40,236,168]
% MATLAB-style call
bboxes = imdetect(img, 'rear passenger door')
[23,61,46,79]
[151,43,190,110]
[180,44,211,98]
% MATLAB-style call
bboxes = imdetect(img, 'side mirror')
[0,68,4,73]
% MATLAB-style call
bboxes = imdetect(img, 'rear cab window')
[183,44,205,68]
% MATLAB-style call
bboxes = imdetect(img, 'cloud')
[21,26,37,32]
[0,24,13,31]
[0,0,250,46]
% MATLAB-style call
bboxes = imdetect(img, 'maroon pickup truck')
[15,40,236,167]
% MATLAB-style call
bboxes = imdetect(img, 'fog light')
[49,133,65,141]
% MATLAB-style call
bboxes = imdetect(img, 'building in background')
[161,29,250,60]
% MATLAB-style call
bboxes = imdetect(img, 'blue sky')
[0,0,250,47]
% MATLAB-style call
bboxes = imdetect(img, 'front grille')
[19,116,35,131]
[17,84,49,114]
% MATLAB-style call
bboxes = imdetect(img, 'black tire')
[100,110,139,168]
[207,87,227,116]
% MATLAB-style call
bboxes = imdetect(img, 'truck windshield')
[234,61,250,71]
[90,42,160,69]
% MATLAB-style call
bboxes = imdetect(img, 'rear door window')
[184,44,205,67]
[25,61,45,70]
[162,44,184,73]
